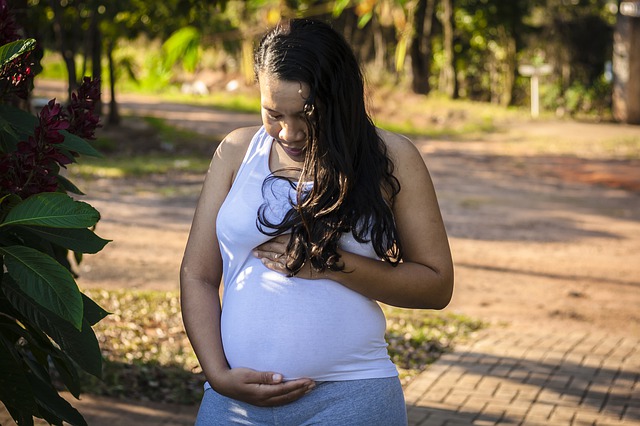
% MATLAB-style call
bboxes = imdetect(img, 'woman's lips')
[284,146,304,156]
[277,140,306,158]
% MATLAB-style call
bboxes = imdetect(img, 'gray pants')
[195,376,407,425]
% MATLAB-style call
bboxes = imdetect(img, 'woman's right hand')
[212,368,316,407]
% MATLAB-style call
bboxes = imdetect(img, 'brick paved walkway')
[405,327,640,426]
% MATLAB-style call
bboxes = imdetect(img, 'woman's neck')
[269,138,304,178]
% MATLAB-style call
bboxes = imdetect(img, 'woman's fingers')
[259,381,316,406]
[254,235,290,267]
[226,368,315,406]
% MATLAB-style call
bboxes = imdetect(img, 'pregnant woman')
[180,18,454,425]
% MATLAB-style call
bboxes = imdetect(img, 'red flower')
[66,77,102,140]
[1,70,101,198]
[0,51,35,101]
[0,99,73,198]
[40,99,70,140]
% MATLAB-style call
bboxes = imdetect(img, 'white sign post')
[518,64,553,118]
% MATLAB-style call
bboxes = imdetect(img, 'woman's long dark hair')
[255,18,402,274]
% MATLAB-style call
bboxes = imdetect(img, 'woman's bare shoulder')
[376,127,422,165]
[208,126,261,185]
[216,126,261,160]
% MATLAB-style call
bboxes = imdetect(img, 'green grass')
[140,115,222,153]
[67,155,210,179]
[73,289,484,404]
[369,86,528,138]
[156,91,262,114]
[66,114,216,180]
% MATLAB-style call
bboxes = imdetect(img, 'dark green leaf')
[0,193,21,223]
[1,245,83,330]
[29,374,88,426]
[0,113,21,153]
[0,104,38,136]
[51,243,75,276]
[57,174,85,195]
[1,291,88,399]
[18,226,111,254]
[37,406,64,426]
[50,355,82,398]
[82,293,111,326]
[0,287,71,361]
[59,130,103,158]
[3,403,35,426]
[2,280,103,377]
[0,39,36,67]
[20,344,54,385]
[0,333,37,414]
[1,192,100,229]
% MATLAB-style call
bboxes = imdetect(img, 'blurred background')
[9,0,640,125]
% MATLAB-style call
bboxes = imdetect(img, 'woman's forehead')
[259,73,310,111]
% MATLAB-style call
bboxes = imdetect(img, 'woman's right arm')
[180,127,314,407]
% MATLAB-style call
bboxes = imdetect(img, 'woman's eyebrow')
[263,106,305,115]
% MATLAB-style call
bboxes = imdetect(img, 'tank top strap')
[232,126,271,188]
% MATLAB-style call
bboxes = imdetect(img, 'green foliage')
[69,155,210,179]
[162,27,202,74]
[0,35,109,426]
[540,76,613,118]
[21,0,619,117]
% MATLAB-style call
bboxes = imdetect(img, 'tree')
[439,0,456,98]
[612,0,640,123]
[48,0,84,100]
[410,0,437,94]
[19,0,230,124]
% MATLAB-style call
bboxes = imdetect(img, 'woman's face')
[259,71,311,163]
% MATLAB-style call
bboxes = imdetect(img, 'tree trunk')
[501,34,516,106]
[373,17,386,74]
[410,0,436,94]
[612,6,640,124]
[440,0,457,98]
[107,40,119,126]
[49,0,77,101]
[90,0,103,116]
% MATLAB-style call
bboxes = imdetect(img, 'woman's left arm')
[255,133,454,309]
[331,132,453,309]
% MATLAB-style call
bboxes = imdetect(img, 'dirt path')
[65,102,640,339]
[421,138,640,335]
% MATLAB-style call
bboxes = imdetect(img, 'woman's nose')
[279,122,306,142]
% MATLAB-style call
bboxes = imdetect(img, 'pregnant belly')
[220,265,390,380]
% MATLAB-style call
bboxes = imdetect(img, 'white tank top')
[216,126,397,381]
